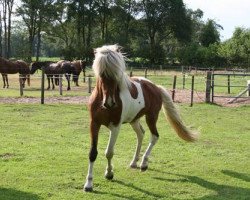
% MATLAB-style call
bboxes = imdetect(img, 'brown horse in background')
[71,60,86,86]
[0,57,30,88]
[30,60,74,90]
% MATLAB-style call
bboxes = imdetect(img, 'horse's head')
[81,60,87,73]
[30,62,41,74]
[99,77,119,109]
[93,45,125,80]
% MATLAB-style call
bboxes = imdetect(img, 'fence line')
[1,70,249,105]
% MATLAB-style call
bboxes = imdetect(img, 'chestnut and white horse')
[84,44,198,192]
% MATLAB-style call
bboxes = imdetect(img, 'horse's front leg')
[66,74,71,90]
[84,121,101,192]
[5,74,9,88]
[105,124,121,180]
[76,75,79,86]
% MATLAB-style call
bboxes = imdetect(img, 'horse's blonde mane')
[93,44,131,89]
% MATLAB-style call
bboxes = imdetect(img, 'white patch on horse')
[120,80,145,123]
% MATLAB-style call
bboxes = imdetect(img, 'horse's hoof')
[130,163,138,169]
[105,172,114,180]
[140,166,148,172]
[84,187,93,192]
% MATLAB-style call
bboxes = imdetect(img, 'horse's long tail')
[158,86,198,142]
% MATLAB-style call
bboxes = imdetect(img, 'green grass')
[0,103,249,199]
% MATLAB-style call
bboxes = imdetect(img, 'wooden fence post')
[144,68,148,78]
[83,70,86,83]
[41,67,45,104]
[248,80,250,97]
[172,75,177,101]
[182,73,185,89]
[227,75,230,94]
[190,75,194,107]
[205,71,212,103]
[88,76,92,93]
[19,75,23,96]
[59,74,63,95]
[130,67,133,77]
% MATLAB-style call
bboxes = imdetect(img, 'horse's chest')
[120,83,145,123]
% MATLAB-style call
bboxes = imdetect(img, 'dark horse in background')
[30,60,74,90]
[0,57,30,88]
[71,60,86,86]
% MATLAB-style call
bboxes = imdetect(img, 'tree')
[141,0,192,64]
[0,0,15,58]
[199,19,222,47]
[16,0,40,61]
[219,27,250,67]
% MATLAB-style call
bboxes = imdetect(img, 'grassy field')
[0,103,249,200]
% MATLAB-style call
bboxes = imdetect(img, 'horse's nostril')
[103,102,110,109]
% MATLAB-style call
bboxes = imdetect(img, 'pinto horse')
[83,45,199,192]
[0,57,30,88]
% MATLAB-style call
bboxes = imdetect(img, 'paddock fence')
[0,67,249,106]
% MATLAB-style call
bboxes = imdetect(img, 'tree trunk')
[36,23,41,61]
[7,0,14,59]
[0,11,2,57]
[2,0,8,58]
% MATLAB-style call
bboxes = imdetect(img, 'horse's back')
[0,57,20,74]
[132,77,163,115]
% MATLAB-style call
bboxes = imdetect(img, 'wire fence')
[0,69,249,106]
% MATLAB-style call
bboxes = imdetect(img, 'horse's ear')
[116,45,122,52]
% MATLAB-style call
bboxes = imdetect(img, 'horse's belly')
[120,83,145,123]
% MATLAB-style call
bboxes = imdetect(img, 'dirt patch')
[173,89,249,107]
[0,96,89,104]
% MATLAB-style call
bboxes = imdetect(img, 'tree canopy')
[0,0,249,68]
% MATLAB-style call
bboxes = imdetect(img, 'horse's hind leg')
[105,124,121,180]
[51,77,55,90]
[140,115,159,171]
[130,120,145,168]
[2,74,9,88]
[2,74,6,88]
[47,76,51,90]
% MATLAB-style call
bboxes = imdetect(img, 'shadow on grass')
[152,169,250,200]
[89,179,165,200]
[221,169,250,182]
[0,188,43,200]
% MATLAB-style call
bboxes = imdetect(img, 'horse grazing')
[71,60,86,86]
[30,60,74,90]
[30,61,56,90]
[83,44,199,192]
[0,57,30,88]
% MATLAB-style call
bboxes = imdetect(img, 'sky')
[184,0,250,41]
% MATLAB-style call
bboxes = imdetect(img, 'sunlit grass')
[0,103,249,199]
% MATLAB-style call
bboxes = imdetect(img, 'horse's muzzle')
[103,101,116,109]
